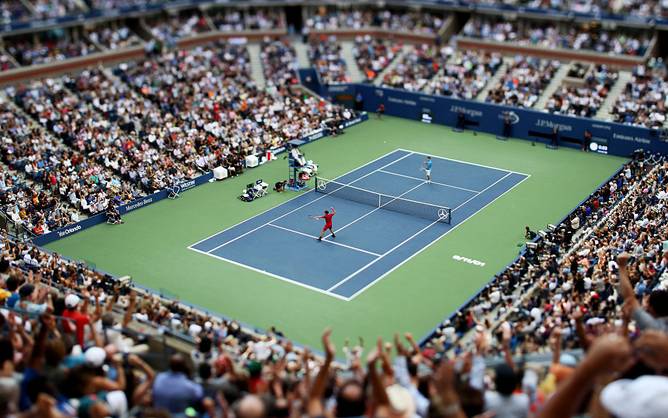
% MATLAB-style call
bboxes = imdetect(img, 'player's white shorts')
[425,169,431,177]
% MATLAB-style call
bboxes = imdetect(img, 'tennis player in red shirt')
[316,207,336,241]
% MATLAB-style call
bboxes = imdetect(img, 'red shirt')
[323,213,334,225]
[62,309,90,347]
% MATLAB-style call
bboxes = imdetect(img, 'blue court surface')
[189,149,529,300]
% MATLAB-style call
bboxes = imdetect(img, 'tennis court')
[189,149,529,300]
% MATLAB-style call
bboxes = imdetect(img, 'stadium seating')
[485,56,561,108]
[0,3,667,418]
[611,60,668,128]
[304,8,445,34]
[0,151,666,417]
[423,50,503,100]
[308,35,350,84]
[545,65,618,117]
[260,38,299,86]
[461,15,651,56]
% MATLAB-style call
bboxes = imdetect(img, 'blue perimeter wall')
[32,113,368,246]
[323,83,668,157]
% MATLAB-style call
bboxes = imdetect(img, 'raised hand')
[322,328,335,361]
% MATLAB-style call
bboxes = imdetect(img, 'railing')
[0,210,35,243]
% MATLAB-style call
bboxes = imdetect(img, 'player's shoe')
[332,234,336,238]
[317,237,322,241]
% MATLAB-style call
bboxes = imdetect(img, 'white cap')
[601,376,668,418]
[65,294,80,308]
[84,347,106,368]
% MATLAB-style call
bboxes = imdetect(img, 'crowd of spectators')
[468,0,668,19]
[86,0,168,10]
[611,59,668,129]
[260,38,299,87]
[0,54,16,72]
[211,8,283,32]
[308,36,350,84]
[424,153,664,351]
[485,56,560,108]
[148,12,210,43]
[5,33,99,67]
[0,96,111,234]
[461,16,651,56]
[381,44,451,91]
[352,36,401,82]
[32,0,82,20]
[9,77,145,215]
[545,65,617,118]
[0,151,667,418]
[88,25,143,50]
[305,8,445,34]
[423,50,503,100]
[0,1,29,24]
[0,40,358,234]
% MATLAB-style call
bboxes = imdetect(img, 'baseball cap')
[65,294,80,309]
[84,347,107,368]
[601,376,668,418]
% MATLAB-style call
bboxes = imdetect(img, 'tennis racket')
[308,215,320,220]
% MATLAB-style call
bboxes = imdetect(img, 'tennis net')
[314,177,451,224]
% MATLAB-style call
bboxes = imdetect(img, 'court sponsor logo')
[327,85,352,92]
[344,117,362,128]
[178,180,196,191]
[612,133,650,144]
[57,224,82,238]
[591,123,611,131]
[450,106,482,118]
[125,197,154,212]
[589,142,608,154]
[388,97,417,106]
[534,119,573,132]
[452,255,486,267]
[307,131,325,141]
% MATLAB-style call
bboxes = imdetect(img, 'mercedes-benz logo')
[317,181,328,191]
[437,208,448,219]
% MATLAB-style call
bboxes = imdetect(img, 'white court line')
[324,179,429,239]
[377,169,481,194]
[342,174,532,300]
[328,217,443,292]
[396,147,531,177]
[453,172,512,211]
[267,223,381,257]
[189,148,408,248]
[188,247,350,301]
[200,151,415,254]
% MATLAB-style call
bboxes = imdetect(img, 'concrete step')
[293,39,311,68]
[476,58,507,101]
[596,70,632,122]
[535,62,571,109]
[340,40,364,83]
[373,44,412,86]
[246,42,266,89]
